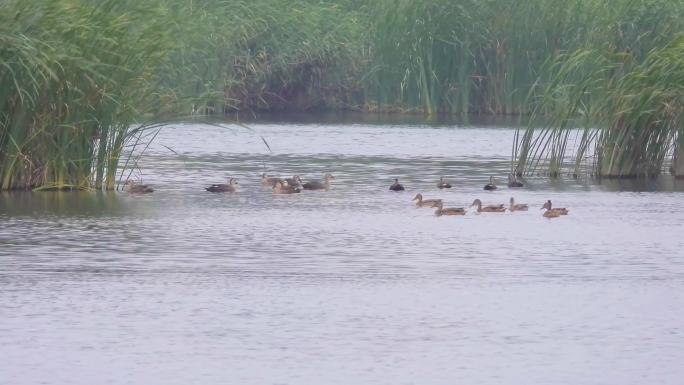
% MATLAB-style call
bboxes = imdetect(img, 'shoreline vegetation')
[2,0,684,190]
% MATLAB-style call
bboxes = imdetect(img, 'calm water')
[1,119,684,385]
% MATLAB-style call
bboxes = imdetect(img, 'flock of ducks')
[395,176,569,218]
[123,173,335,195]
[124,173,568,218]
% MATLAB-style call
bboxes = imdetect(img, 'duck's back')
[303,181,324,190]
[206,184,234,193]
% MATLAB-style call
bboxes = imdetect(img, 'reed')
[367,0,684,119]
[5,0,684,189]
[513,25,684,177]
[160,0,367,115]
[0,0,176,190]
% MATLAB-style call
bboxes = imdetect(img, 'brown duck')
[413,193,442,208]
[541,200,568,215]
[509,197,529,211]
[302,173,335,190]
[206,178,238,193]
[433,201,466,216]
[125,180,154,194]
[471,199,506,213]
[273,180,301,194]
[261,173,282,187]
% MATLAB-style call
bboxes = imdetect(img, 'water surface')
[1,119,683,385]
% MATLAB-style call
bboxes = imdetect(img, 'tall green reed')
[513,37,684,178]
[0,0,176,190]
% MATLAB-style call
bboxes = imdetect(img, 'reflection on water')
[1,121,683,385]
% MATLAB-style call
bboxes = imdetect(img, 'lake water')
[1,117,684,385]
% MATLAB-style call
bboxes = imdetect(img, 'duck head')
[471,199,482,207]
[412,193,423,201]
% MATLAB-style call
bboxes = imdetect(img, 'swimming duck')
[433,201,466,216]
[509,197,529,211]
[273,180,301,194]
[543,209,561,218]
[412,193,442,208]
[261,173,282,187]
[471,199,506,213]
[507,174,524,188]
[205,178,238,193]
[284,175,303,187]
[484,176,497,191]
[437,177,452,189]
[125,180,154,194]
[389,178,405,191]
[302,173,335,190]
[541,200,569,215]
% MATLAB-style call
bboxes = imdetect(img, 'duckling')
[509,197,529,211]
[284,175,303,187]
[471,199,506,213]
[125,180,154,194]
[507,174,524,188]
[541,200,569,215]
[437,177,452,189]
[273,180,301,194]
[205,178,238,193]
[433,201,466,216]
[484,176,497,191]
[261,173,283,187]
[389,178,405,191]
[302,173,335,190]
[412,193,442,208]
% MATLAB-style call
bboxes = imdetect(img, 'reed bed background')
[2,0,684,190]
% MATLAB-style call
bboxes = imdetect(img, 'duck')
[284,175,302,187]
[507,174,524,188]
[543,209,562,218]
[471,198,506,213]
[541,200,569,215]
[205,178,238,193]
[412,193,442,208]
[437,177,452,189]
[433,201,466,216]
[389,178,405,191]
[125,180,154,194]
[273,180,301,194]
[302,173,335,190]
[484,176,497,191]
[261,173,282,187]
[509,197,528,211]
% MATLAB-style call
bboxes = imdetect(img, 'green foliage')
[514,39,684,178]
[159,0,367,114]
[0,0,175,190]
[4,0,684,189]
[368,0,684,119]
